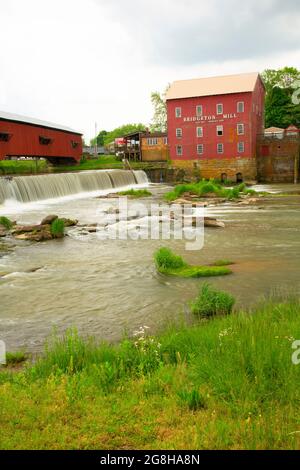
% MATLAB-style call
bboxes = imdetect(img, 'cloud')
[97,0,300,65]
[0,0,300,140]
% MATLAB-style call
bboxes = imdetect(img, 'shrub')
[198,181,221,196]
[50,218,65,238]
[0,216,13,230]
[154,247,186,271]
[245,189,257,196]
[164,179,258,202]
[190,283,235,318]
[237,183,247,193]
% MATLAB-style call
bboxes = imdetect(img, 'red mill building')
[166,72,265,182]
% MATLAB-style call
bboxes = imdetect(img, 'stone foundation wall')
[171,157,257,182]
[257,137,299,183]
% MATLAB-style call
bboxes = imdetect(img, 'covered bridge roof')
[0,110,82,135]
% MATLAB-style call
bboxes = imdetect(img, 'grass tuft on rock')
[154,247,232,278]
[50,218,65,238]
[118,189,152,198]
[190,283,235,318]
[164,179,257,202]
[154,247,186,271]
[0,216,13,230]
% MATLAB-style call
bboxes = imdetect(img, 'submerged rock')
[85,226,98,233]
[25,267,44,273]
[188,217,225,228]
[0,242,14,255]
[238,198,260,205]
[60,218,78,227]
[174,198,207,207]
[204,217,225,228]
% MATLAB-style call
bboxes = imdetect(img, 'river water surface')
[1,179,300,352]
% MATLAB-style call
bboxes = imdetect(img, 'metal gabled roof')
[166,72,262,100]
[0,110,82,135]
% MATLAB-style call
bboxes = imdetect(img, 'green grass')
[0,156,164,176]
[154,247,186,270]
[154,247,232,278]
[52,156,164,173]
[0,216,13,230]
[168,265,232,278]
[190,283,235,317]
[53,155,124,172]
[212,259,235,267]
[50,219,65,238]
[5,352,27,366]
[1,297,300,449]
[165,180,257,202]
[118,189,152,198]
[0,160,48,175]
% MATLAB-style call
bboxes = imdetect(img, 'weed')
[50,219,65,238]
[190,283,235,317]
[0,217,13,230]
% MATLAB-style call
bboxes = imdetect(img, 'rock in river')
[14,227,53,242]
[40,215,58,225]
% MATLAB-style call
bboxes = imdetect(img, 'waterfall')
[133,170,149,185]
[0,170,148,205]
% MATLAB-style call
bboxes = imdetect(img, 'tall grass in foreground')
[1,297,300,449]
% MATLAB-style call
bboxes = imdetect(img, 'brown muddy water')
[0,180,300,352]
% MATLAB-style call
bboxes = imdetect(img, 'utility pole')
[94,122,98,159]
[295,131,300,184]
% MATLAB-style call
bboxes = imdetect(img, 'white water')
[0,169,148,207]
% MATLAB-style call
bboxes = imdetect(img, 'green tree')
[262,67,300,128]
[261,67,300,93]
[150,90,168,132]
[150,85,170,132]
[265,86,290,128]
[90,130,108,147]
[103,123,146,146]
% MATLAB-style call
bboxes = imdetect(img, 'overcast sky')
[1,0,300,141]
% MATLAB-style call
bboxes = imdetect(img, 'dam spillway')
[0,169,149,205]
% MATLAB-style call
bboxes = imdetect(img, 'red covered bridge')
[0,111,82,164]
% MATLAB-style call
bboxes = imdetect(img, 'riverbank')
[0,156,168,176]
[1,297,300,450]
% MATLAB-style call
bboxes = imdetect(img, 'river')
[0,172,300,352]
